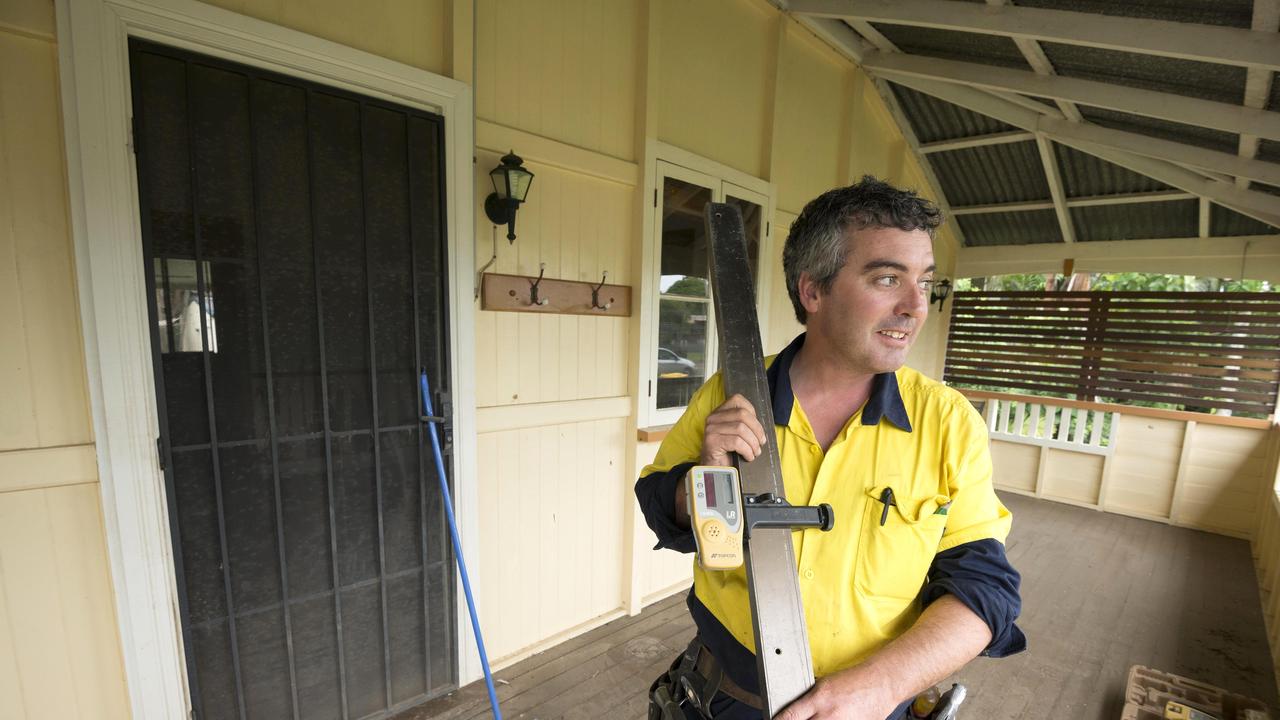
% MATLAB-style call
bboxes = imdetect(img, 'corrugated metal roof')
[1053,144,1173,197]
[889,83,1016,143]
[1212,206,1279,236]
[1079,107,1239,154]
[805,1,1280,251]
[1070,201,1199,242]
[929,141,1050,206]
[956,210,1064,246]
[1009,0,1254,29]
[869,24,1031,69]
[1039,43,1245,105]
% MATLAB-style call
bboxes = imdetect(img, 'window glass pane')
[154,258,217,354]
[657,297,709,410]
[726,194,762,287]
[660,177,712,298]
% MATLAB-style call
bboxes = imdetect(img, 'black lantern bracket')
[931,278,953,310]
[484,150,535,243]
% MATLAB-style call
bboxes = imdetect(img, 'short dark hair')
[782,176,943,324]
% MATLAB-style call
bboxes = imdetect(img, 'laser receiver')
[687,465,745,570]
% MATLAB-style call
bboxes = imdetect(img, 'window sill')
[637,425,673,442]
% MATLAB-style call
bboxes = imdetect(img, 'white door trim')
[54,1,477,715]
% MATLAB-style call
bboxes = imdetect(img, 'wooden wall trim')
[476,119,640,187]
[961,389,1272,429]
[476,396,631,434]
[0,444,99,494]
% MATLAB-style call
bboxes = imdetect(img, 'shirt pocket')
[854,485,951,601]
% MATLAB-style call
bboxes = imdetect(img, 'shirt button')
[809,446,819,455]
[803,568,815,580]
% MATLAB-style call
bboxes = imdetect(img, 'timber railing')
[961,389,1273,540]
[945,291,1280,417]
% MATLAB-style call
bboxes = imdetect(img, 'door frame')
[55,1,478,715]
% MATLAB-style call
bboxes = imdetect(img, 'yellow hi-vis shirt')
[642,350,1013,678]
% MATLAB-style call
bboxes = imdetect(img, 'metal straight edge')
[705,203,814,717]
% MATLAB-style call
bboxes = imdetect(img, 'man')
[636,177,1024,720]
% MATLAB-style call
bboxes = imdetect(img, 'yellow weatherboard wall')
[9,0,1017,707]
[0,0,130,717]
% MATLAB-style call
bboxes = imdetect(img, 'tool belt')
[648,637,762,720]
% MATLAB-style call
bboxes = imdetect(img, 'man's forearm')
[854,594,992,706]
[777,594,991,719]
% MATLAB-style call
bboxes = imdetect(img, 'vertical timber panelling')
[471,0,642,666]
[765,210,803,355]
[0,486,131,719]
[477,418,627,662]
[656,0,773,178]
[770,24,848,216]
[0,16,91,452]
[635,440,693,602]
[1252,429,1280,693]
[0,5,131,717]
[476,0,640,160]
[1180,424,1269,537]
[198,0,450,75]
[1106,415,1184,519]
[472,150,633,407]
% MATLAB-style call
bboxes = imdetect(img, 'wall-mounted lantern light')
[484,150,535,243]
[931,278,953,310]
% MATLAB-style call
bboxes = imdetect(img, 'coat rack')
[480,265,632,317]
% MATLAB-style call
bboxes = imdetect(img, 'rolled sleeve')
[635,375,725,553]
[923,538,1026,657]
[635,461,697,552]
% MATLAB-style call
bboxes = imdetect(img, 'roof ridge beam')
[862,51,1280,141]
[919,131,1036,153]
[788,0,1280,71]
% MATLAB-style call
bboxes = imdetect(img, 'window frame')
[638,145,775,429]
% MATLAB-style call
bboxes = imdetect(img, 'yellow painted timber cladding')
[200,0,450,75]
[0,25,91,452]
[0,4,131,717]
[0,485,132,719]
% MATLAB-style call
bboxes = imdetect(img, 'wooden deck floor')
[404,493,1277,719]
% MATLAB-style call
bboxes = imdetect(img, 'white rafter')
[951,191,1196,215]
[788,0,1280,71]
[918,131,1036,153]
[986,0,1083,122]
[860,51,1280,141]
[873,74,1280,228]
[1239,1,1280,189]
[1036,133,1076,242]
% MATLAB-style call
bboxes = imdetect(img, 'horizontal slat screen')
[944,291,1280,416]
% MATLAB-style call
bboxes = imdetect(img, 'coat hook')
[590,271,613,311]
[529,263,550,306]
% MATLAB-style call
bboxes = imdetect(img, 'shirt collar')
[766,332,913,433]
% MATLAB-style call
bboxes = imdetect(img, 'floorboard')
[401,493,1277,719]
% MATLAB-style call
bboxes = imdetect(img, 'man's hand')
[778,595,991,720]
[774,667,896,720]
[700,393,768,466]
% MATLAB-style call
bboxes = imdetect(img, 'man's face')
[801,225,935,375]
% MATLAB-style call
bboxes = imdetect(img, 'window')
[645,157,771,426]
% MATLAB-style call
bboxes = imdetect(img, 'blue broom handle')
[420,369,502,719]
